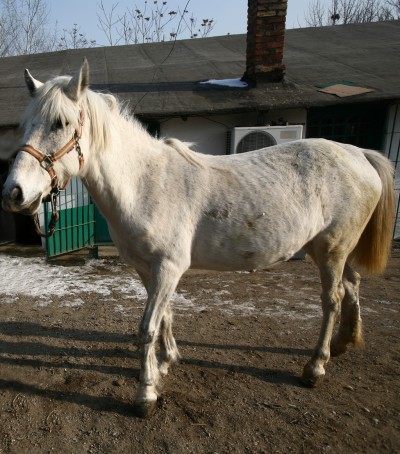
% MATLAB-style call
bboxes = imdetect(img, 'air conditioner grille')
[236,131,277,153]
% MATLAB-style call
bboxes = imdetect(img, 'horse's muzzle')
[1,185,42,215]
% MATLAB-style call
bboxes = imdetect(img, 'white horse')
[2,60,395,417]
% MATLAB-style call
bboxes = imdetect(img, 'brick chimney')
[243,0,287,86]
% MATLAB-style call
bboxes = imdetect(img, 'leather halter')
[20,111,85,237]
[20,111,85,191]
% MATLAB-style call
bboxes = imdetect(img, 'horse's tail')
[352,149,395,274]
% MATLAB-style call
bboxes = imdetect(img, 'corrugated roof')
[0,20,399,125]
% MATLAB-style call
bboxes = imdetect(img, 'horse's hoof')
[134,386,158,418]
[301,362,325,388]
[133,399,157,418]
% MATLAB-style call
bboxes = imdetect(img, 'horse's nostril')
[11,186,23,203]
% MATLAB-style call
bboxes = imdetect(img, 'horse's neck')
[82,119,159,219]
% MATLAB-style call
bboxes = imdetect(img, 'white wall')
[384,104,400,239]
[160,109,307,155]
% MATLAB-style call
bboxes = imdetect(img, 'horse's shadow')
[0,321,310,414]
[0,377,136,416]
[178,340,311,388]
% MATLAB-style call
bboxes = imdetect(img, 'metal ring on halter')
[40,155,54,171]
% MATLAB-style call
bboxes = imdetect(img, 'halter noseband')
[20,111,85,238]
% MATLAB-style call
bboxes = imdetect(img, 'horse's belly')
[190,251,297,271]
[190,227,308,271]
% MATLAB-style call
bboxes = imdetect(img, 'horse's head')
[2,59,90,215]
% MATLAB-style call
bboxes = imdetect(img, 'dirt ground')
[0,245,399,454]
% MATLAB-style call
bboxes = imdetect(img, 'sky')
[48,0,331,47]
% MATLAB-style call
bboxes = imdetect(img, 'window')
[307,104,387,150]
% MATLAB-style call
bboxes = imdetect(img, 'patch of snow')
[0,255,142,305]
[114,304,132,317]
[60,298,85,308]
[0,253,321,320]
[0,254,195,311]
[200,78,248,88]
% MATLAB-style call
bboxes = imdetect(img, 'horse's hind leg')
[302,244,346,387]
[159,303,180,376]
[331,263,364,357]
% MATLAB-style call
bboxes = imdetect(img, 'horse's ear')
[24,69,43,97]
[65,58,89,102]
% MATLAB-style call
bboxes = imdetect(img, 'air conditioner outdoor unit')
[230,125,303,154]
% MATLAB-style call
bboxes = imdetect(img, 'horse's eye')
[51,119,68,132]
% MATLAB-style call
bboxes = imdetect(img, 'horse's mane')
[21,75,145,152]
[164,138,204,168]
[22,76,84,132]
[21,74,203,168]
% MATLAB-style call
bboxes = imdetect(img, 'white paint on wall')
[160,109,307,155]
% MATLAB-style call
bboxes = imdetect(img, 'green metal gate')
[42,178,96,257]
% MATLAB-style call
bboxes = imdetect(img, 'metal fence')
[42,178,95,257]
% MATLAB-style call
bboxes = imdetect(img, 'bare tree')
[183,14,215,38]
[386,0,400,15]
[97,1,122,46]
[97,0,216,46]
[57,23,97,51]
[0,0,217,56]
[0,0,55,56]
[304,0,399,26]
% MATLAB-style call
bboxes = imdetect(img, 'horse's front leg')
[135,271,180,377]
[134,261,183,418]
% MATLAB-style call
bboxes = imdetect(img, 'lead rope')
[33,190,59,238]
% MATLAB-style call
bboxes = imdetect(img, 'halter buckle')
[40,155,54,171]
